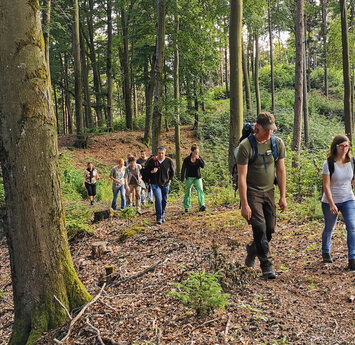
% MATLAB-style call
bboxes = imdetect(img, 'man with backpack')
[236,112,287,280]
[145,146,175,225]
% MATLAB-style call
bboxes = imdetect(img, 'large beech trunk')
[0,1,91,344]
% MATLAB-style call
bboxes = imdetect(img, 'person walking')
[137,150,153,205]
[321,135,355,271]
[125,156,145,215]
[82,162,100,205]
[181,144,206,212]
[109,158,126,211]
[237,112,287,280]
[145,146,175,225]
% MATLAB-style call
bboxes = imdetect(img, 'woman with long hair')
[321,135,355,271]
[82,162,100,205]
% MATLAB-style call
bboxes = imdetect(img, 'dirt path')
[1,131,355,344]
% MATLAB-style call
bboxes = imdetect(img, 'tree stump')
[93,209,110,223]
[91,241,107,258]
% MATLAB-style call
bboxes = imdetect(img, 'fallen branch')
[54,295,72,320]
[117,259,167,284]
[54,283,106,344]
[190,318,219,335]
[224,313,231,344]
[86,316,105,345]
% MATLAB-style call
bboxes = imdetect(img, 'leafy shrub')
[210,85,228,100]
[309,67,343,90]
[65,203,94,239]
[169,270,229,315]
[309,90,343,119]
[259,63,295,90]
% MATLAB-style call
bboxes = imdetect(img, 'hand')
[330,204,338,215]
[278,197,287,213]
[168,180,171,185]
[82,183,85,188]
[241,204,252,221]
[126,186,130,193]
[152,167,158,174]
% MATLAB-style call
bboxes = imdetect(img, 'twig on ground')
[54,295,72,320]
[85,316,105,345]
[117,259,167,284]
[190,318,219,335]
[54,283,106,344]
[224,313,231,344]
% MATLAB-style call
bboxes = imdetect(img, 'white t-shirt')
[321,160,355,204]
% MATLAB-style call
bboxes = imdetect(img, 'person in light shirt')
[321,134,355,271]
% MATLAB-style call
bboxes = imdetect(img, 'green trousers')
[184,177,205,210]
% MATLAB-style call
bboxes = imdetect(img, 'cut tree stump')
[93,209,110,223]
[91,242,107,258]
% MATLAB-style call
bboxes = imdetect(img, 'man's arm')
[276,158,287,212]
[237,164,251,220]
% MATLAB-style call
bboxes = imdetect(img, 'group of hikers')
[82,111,355,279]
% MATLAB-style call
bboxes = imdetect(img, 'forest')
[0,0,355,344]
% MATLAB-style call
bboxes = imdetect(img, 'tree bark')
[242,40,251,115]
[151,0,166,155]
[303,15,309,147]
[106,0,113,131]
[340,0,352,142]
[87,0,104,127]
[73,0,85,143]
[80,28,93,129]
[321,0,328,97]
[143,56,155,145]
[229,0,243,172]
[121,9,133,130]
[174,0,182,179]
[0,2,91,344]
[42,0,51,68]
[64,53,73,134]
[292,0,304,153]
[268,0,275,113]
[254,33,261,116]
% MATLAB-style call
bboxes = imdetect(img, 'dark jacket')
[145,156,175,187]
[180,155,205,181]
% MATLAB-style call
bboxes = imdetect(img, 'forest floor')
[1,128,355,345]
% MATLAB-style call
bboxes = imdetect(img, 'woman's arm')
[82,171,86,187]
[322,174,338,214]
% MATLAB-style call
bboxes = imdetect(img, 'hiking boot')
[148,200,154,204]
[322,253,333,263]
[199,205,206,212]
[156,220,162,225]
[162,214,166,222]
[185,209,189,213]
[261,270,277,280]
[349,259,355,271]
[245,242,257,268]
[90,200,94,205]
[137,209,142,215]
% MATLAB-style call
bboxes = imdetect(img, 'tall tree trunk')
[42,0,51,68]
[303,16,309,147]
[340,0,352,142]
[106,0,113,131]
[174,0,181,178]
[292,0,304,153]
[321,0,328,97]
[144,56,155,145]
[53,83,59,134]
[59,54,68,134]
[268,0,275,113]
[87,0,104,127]
[64,53,73,134]
[0,2,91,343]
[73,0,85,144]
[121,9,133,130]
[229,0,243,172]
[80,29,93,129]
[192,83,199,131]
[242,41,252,115]
[254,33,261,116]
[224,22,229,97]
[151,0,166,155]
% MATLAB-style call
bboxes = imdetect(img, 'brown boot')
[245,242,257,268]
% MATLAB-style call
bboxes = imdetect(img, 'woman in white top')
[321,134,355,271]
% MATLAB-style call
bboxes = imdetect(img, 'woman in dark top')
[181,144,205,212]
[82,162,100,205]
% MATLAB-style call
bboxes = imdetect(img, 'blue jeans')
[141,186,153,203]
[111,185,126,210]
[151,184,170,221]
[322,200,355,259]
